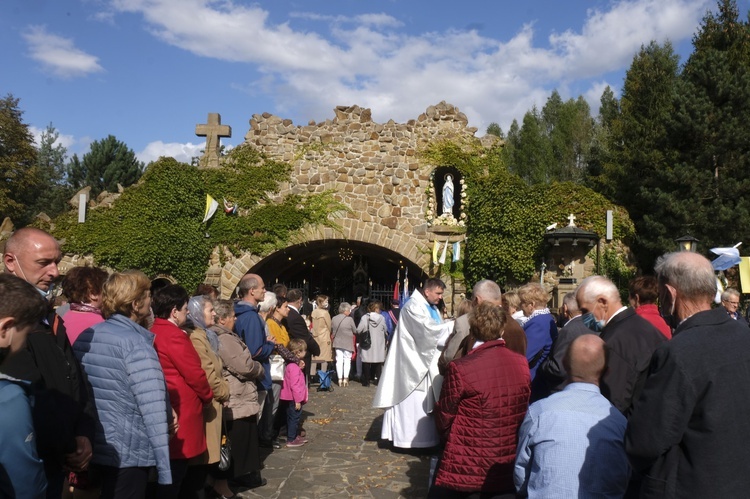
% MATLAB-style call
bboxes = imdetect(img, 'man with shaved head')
[234,272,278,454]
[515,334,629,497]
[626,252,750,498]
[2,228,96,498]
[576,275,664,415]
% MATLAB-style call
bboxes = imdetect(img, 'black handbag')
[218,413,232,471]
[359,316,372,350]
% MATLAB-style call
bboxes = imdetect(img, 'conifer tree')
[29,124,71,219]
[638,0,750,266]
[68,135,144,197]
[0,94,38,224]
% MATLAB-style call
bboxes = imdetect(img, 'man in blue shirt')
[234,273,276,455]
[514,334,629,498]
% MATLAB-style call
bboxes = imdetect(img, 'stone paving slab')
[237,383,431,498]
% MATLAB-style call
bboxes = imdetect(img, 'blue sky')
[3,0,746,165]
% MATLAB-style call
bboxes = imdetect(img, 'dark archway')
[250,239,426,306]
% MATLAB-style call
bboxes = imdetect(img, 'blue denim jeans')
[286,401,302,440]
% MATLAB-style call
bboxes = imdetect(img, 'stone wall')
[220,101,489,300]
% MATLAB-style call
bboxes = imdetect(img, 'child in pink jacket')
[280,339,309,447]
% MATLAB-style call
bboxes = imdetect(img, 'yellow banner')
[739,257,750,294]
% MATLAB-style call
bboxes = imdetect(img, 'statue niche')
[433,166,462,222]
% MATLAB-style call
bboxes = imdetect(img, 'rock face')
[48,102,497,307]
[208,102,488,300]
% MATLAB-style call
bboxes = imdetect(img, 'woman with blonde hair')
[310,295,333,378]
[331,302,357,387]
[517,283,557,390]
[72,270,172,498]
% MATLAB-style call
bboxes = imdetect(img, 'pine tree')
[643,0,750,261]
[590,42,680,268]
[486,122,504,138]
[29,124,72,219]
[68,135,144,197]
[514,107,554,184]
[0,94,38,224]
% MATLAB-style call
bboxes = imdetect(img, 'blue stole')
[427,304,442,324]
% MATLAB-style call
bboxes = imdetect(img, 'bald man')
[2,228,96,498]
[439,279,527,374]
[515,334,629,498]
[627,252,750,498]
[234,273,278,451]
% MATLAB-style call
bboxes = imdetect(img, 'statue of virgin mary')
[442,174,455,215]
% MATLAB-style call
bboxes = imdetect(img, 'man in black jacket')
[1,228,96,498]
[286,288,320,383]
[576,275,665,416]
[626,251,750,498]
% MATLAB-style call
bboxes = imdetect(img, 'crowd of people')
[375,258,750,498]
[0,227,389,499]
[3,226,750,499]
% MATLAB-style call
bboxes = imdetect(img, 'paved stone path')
[238,382,432,498]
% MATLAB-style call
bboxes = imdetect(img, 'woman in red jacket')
[432,302,531,498]
[151,285,213,498]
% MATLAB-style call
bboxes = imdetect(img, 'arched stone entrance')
[214,220,430,301]
[251,239,427,305]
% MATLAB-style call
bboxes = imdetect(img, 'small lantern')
[675,235,699,252]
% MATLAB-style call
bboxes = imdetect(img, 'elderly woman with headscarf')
[184,294,230,498]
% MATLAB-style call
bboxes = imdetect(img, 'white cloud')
[137,141,205,165]
[547,0,709,79]
[22,25,105,79]
[106,0,710,132]
[29,125,77,150]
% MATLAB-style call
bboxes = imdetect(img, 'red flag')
[393,269,400,302]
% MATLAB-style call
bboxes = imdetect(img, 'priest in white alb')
[373,278,454,449]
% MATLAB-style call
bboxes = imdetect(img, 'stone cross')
[567,213,577,227]
[195,113,231,169]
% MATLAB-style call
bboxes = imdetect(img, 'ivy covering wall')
[49,146,344,289]
[422,139,635,288]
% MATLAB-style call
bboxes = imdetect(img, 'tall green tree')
[505,91,595,185]
[28,124,72,219]
[544,94,594,183]
[486,122,504,138]
[68,135,144,197]
[513,107,554,184]
[587,42,680,268]
[638,0,750,265]
[0,94,38,224]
